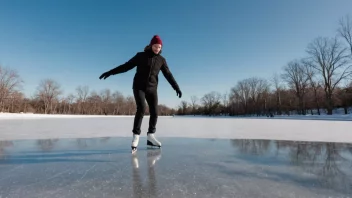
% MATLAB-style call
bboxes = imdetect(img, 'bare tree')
[125,96,136,115]
[75,85,89,114]
[8,91,24,113]
[190,95,198,115]
[86,91,102,114]
[57,94,75,114]
[261,88,271,116]
[201,91,221,116]
[66,94,75,114]
[231,79,251,114]
[112,91,125,115]
[36,79,62,114]
[0,66,23,112]
[303,60,323,115]
[0,90,25,113]
[338,14,352,57]
[282,59,310,115]
[158,104,173,116]
[229,78,269,116]
[100,89,112,115]
[179,101,189,115]
[222,92,229,115]
[271,73,283,115]
[336,82,352,114]
[247,77,270,115]
[306,37,352,114]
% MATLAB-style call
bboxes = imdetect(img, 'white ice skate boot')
[131,134,139,153]
[147,133,161,148]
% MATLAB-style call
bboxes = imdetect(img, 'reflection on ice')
[0,141,13,159]
[230,139,352,194]
[0,137,351,198]
[132,149,161,198]
[36,139,59,151]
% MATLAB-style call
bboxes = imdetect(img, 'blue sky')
[0,0,352,108]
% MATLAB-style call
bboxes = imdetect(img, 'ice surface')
[0,114,351,143]
[1,114,352,197]
[0,137,351,198]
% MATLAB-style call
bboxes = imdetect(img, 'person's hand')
[176,89,182,98]
[99,71,111,80]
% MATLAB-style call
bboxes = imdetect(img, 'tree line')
[176,15,352,116]
[0,73,175,115]
[1,15,352,117]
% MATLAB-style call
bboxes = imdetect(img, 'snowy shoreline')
[1,114,351,143]
[1,112,352,121]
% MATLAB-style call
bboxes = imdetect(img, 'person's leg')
[132,89,146,135]
[145,88,158,134]
[145,88,161,147]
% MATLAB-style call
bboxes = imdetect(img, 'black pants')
[132,88,158,135]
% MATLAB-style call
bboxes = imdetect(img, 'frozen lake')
[1,114,352,197]
[0,137,351,198]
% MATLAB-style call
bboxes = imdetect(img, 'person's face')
[152,44,162,54]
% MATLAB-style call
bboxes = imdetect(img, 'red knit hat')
[150,35,163,46]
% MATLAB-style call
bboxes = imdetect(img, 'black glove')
[99,71,111,80]
[176,89,182,98]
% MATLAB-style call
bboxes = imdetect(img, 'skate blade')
[131,147,137,154]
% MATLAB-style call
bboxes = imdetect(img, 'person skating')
[99,35,182,153]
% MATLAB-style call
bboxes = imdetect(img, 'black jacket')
[107,49,180,92]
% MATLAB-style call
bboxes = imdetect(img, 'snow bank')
[264,114,352,121]
[0,115,351,143]
[176,114,352,121]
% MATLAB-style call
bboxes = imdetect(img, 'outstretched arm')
[99,53,140,80]
[161,58,181,97]
[108,52,139,75]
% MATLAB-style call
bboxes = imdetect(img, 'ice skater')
[99,35,182,153]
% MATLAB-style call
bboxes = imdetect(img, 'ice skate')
[147,133,161,148]
[131,134,139,153]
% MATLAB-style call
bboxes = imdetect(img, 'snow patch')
[0,115,351,143]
